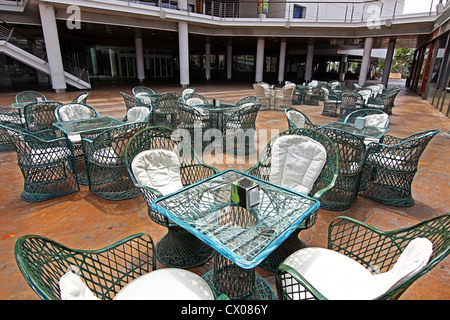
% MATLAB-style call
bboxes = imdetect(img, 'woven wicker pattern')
[317,127,367,211]
[285,108,318,130]
[152,92,180,128]
[82,121,148,200]
[338,92,363,121]
[276,214,450,300]
[321,87,341,117]
[0,123,79,202]
[15,91,46,103]
[14,233,155,300]
[359,130,439,207]
[125,127,218,268]
[366,88,400,115]
[23,101,62,132]
[0,106,24,151]
[246,128,338,271]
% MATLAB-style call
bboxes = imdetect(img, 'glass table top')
[53,116,123,135]
[151,170,320,269]
[321,121,390,139]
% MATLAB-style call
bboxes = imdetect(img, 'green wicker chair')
[304,84,321,106]
[55,103,101,122]
[285,108,317,130]
[223,101,260,155]
[0,106,25,151]
[15,91,47,103]
[321,87,341,117]
[177,101,212,150]
[365,90,399,115]
[337,92,363,121]
[246,128,339,271]
[122,105,152,124]
[183,92,210,106]
[152,92,180,128]
[121,92,148,112]
[292,85,308,105]
[81,121,148,200]
[23,101,62,132]
[316,127,367,211]
[0,123,79,202]
[15,233,156,300]
[276,213,450,300]
[344,108,390,129]
[359,129,439,207]
[180,87,196,101]
[71,92,89,104]
[125,126,218,268]
[132,86,157,105]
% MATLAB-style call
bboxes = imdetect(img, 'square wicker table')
[53,116,123,135]
[321,121,390,140]
[151,170,320,300]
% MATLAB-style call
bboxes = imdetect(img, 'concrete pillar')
[278,38,287,84]
[135,29,145,81]
[90,48,98,77]
[359,37,373,86]
[178,21,190,87]
[305,41,314,82]
[109,49,118,77]
[38,3,66,92]
[205,38,211,80]
[227,40,232,80]
[255,37,265,83]
[339,55,348,81]
[382,36,396,87]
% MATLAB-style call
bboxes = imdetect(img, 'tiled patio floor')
[0,79,448,300]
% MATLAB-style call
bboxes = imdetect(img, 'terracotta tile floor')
[0,79,448,300]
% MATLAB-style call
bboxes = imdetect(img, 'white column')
[359,37,373,86]
[135,29,145,81]
[255,37,265,83]
[227,40,232,80]
[109,49,117,77]
[278,38,287,84]
[339,54,348,81]
[382,36,396,87]
[178,21,190,87]
[90,47,98,77]
[38,3,66,92]
[205,38,211,80]
[305,41,314,82]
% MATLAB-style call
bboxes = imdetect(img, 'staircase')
[0,21,91,90]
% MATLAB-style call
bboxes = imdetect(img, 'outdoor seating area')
[0,80,448,301]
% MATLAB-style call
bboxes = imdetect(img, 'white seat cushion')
[269,135,327,195]
[186,97,204,106]
[282,238,433,300]
[365,113,389,128]
[59,104,92,121]
[286,110,306,128]
[114,268,214,300]
[59,271,99,300]
[30,147,72,165]
[126,106,150,123]
[131,149,183,196]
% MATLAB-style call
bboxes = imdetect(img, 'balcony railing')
[0,0,29,12]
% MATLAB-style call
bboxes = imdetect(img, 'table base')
[259,229,306,272]
[156,225,213,269]
[202,270,275,300]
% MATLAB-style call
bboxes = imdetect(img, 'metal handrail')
[0,20,90,84]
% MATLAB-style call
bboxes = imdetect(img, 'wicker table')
[320,121,390,140]
[53,117,123,184]
[151,170,320,300]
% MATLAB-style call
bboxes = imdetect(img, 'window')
[234,55,255,72]
[293,5,305,19]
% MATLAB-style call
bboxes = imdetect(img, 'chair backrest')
[14,233,155,300]
[55,103,100,122]
[338,92,361,121]
[225,102,260,130]
[344,109,390,129]
[23,101,62,132]
[285,108,316,130]
[15,91,47,103]
[181,87,195,101]
[121,92,147,111]
[153,92,180,128]
[253,84,268,98]
[251,128,339,200]
[184,93,209,106]
[124,106,152,123]
[132,86,155,96]
[236,96,258,106]
[72,92,89,104]
[328,213,450,300]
